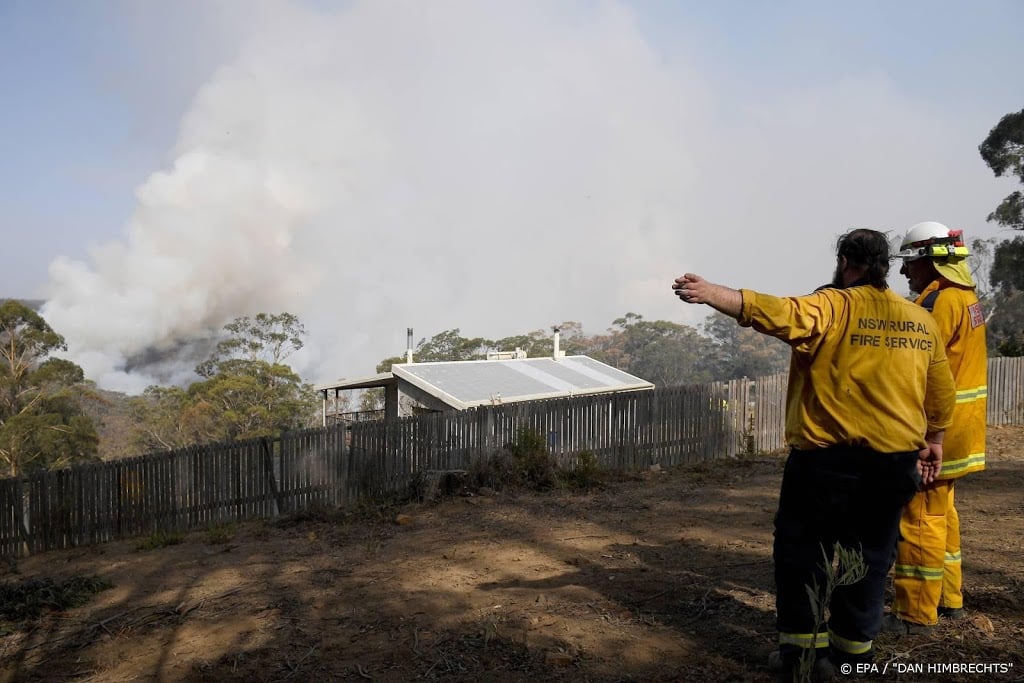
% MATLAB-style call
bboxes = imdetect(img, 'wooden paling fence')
[0,427,348,558]
[346,382,739,501]
[988,357,1024,425]
[2,357,1022,558]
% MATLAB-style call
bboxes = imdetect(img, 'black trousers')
[774,446,920,666]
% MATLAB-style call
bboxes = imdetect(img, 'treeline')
[1,305,320,475]
[1,297,795,475]
[373,312,791,392]
[130,311,799,450]
[4,260,1024,475]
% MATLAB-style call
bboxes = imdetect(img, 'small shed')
[317,355,654,425]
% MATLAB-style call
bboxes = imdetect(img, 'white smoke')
[42,0,704,392]
[41,1,998,394]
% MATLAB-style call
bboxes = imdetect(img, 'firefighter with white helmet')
[886,221,988,634]
[891,221,976,289]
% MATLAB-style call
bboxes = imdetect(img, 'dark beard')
[830,265,845,288]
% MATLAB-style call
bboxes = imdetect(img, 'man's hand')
[918,442,943,486]
[672,273,743,317]
[673,273,710,304]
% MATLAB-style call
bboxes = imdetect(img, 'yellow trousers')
[892,480,962,625]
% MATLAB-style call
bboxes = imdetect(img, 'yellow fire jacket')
[738,285,955,453]
[916,280,987,479]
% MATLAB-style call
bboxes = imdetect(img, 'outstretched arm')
[672,273,743,318]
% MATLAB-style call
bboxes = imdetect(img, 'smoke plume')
[44,2,984,394]
[42,0,701,392]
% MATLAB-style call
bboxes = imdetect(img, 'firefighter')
[673,228,955,681]
[885,222,987,633]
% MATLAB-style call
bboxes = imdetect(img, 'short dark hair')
[836,229,890,289]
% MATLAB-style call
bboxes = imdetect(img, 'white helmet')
[892,221,969,261]
[893,221,976,288]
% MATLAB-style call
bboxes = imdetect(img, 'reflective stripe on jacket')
[738,285,955,453]
[916,280,987,479]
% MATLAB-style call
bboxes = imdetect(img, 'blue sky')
[1,0,1022,390]
[2,1,233,296]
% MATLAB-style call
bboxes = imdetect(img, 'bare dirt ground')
[2,426,1023,683]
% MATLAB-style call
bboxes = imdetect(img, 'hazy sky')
[2,0,1022,392]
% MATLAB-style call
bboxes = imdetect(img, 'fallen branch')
[24,586,246,654]
[174,587,243,616]
[559,535,611,541]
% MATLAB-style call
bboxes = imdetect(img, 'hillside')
[80,388,139,460]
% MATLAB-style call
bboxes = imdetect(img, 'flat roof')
[391,355,653,410]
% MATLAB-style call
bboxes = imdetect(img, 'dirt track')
[2,426,1023,682]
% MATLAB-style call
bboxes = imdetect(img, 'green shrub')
[271,502,345,527]
[468,448,516,489]
[135,529,185,551]
[508,428,558,490]
[798,543,867,681]
[205,522,237,544]
[558,449,603,490]
[0,575,113,622]
[468,429,605,493]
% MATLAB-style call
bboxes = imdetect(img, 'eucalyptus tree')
[979,110,1024,355]
[0,300,98,476]
[131,313,318,450]
[979,108,1024,230]
[986,236,1024,356]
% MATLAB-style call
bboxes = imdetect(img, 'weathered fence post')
[261,437,284,517]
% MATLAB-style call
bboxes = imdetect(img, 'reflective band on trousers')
[955,385,987,403]
[779,632,829,649]
[939,452,985,476]
[829,631,872,655]
[945,550,962,564]
[894,563,944,580]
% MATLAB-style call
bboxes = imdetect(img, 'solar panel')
[391,356,653,409]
